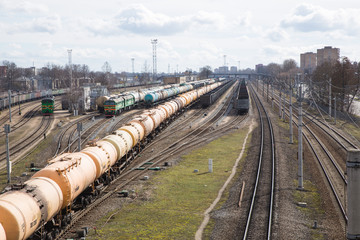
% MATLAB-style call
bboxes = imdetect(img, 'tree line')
[0,60,145,92]
[261,57,360,114]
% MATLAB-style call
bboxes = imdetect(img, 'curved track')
[242,83,275,239]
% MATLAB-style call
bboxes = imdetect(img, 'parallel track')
[242,83,275,239]
[265,83,348,223]
[0,115,54,170]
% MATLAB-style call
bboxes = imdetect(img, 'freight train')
[234,79,249,114]
[199,79,234,107]
[97,85,162,113]
[0,89,67,111]
[102,79,220,117]
[0,81,224,240]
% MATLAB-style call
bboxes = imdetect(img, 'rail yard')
[0,77,358,240]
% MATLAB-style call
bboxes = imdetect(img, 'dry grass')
[87,127,250,240]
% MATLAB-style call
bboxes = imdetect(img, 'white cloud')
[115,4,189,35]
[261,45,301,64]
[8,15,62,34]
[82,4,227,36]
[9,43,22,49]
[281,3,360,36]
[234,12,252,27]
[0,0,48,14]
[266,28,288,42]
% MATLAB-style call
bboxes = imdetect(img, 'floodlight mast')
[151,39,158,81]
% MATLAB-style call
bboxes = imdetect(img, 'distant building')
[163,76,185,84]
[255,64,266,74]
[317,46,340,66]
[218,66,229,74]
[300,52,317,74]
[230,66,237,73]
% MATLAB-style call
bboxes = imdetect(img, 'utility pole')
[151,39,158,82]
[271,81,274,109]
[334,96,337,125]
[298,85,304,190]
[282,92,285,120]
[279,89,282,118]
[4,124,11,183]
[267,79,269,102]
[77,122,83,152]
[68,49,72,90]
[131,58,135,78]
[18,95,21,115]
[329,77,332,118]
[262,78,265,96]
[289,84,293,144]
[8,90,11,122]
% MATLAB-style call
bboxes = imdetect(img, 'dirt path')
[195,118,256,240]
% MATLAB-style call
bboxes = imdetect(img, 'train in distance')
[234,79,249,115]
[41,97,55,115]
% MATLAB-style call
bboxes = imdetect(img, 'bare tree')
[81,64,90,82]
[198,66,213,80]
[2,60,20,90]
[282,59,297,72]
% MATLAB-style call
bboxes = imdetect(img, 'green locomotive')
[41,97,55,115]
[104,95,135,117]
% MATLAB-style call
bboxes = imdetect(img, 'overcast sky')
[1,0,359,73]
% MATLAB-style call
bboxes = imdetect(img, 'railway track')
[0,115,54,171]
[56,81,241,239]
[0,97,61,125]
[266,83,357,151]
[259,83,348,225]
[0,100,36,125]
[0,102,61,138]
[240,83,275,239]
[53,113,101,156]
[149,82,239,147]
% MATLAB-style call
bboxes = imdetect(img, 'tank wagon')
[96,85,166,114]
[199,80,234,107]
[143,79,219,106]
[102,79,218,117]
[234,79,249,114]
[0,80,226,240]
[143,84,193,105]
[0,88,68,111]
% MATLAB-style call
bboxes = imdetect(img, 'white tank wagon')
[0,81,224,240]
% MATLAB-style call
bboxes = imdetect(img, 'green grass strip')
[88,127,251,240]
